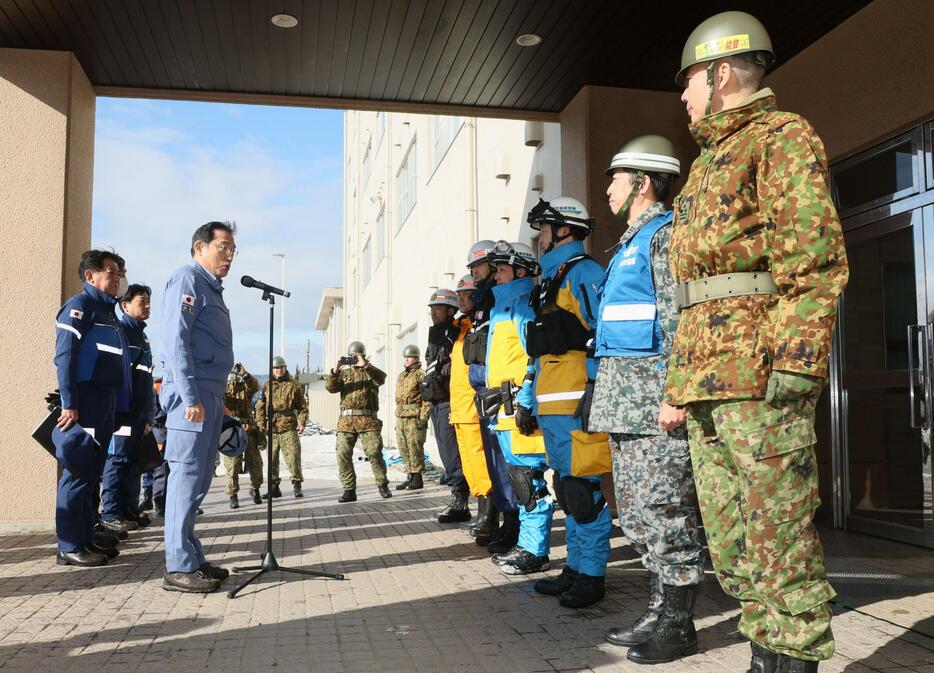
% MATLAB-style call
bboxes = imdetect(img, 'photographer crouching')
[325,341,392,502]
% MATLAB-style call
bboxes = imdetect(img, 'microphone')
[240,275,291,297]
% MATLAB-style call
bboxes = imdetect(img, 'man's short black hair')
[78,249,123,281]
[625,169,677,203]
[190,221,237,256]
[122,283,152,304]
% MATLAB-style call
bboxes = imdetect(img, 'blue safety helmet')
[218,416,248,458]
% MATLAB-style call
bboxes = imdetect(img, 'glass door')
[836,207,934,546]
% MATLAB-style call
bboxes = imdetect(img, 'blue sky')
[92,98,343,376]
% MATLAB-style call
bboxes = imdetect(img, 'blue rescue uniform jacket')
[54,283,127,409]
[118,314,155,424]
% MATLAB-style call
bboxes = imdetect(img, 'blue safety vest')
[595,211,672,357]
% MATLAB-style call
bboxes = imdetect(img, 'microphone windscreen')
[240,275,254,288]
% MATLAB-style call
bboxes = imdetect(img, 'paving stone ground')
[1,451,932,672]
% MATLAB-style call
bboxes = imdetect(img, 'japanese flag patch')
[181,294,195,314]
[69,309,84,319]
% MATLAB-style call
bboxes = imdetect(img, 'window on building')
[397,141,417,229]
[375,208,385,264]
[397,323,422,359]
[362,236,371,288]
[362,139,372,187]
[432,115,463,169]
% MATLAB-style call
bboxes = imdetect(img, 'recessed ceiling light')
[516,33,542,47]
[271,13,298,29]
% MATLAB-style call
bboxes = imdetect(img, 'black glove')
[515,404,539,436]
[574,379,596,431]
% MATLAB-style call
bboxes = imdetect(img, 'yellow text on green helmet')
[676,11,775,87]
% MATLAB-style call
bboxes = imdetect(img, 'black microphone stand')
[228,289,345,598]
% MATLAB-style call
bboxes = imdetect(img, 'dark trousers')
[101,420,146,520]
[479,416,518,512]
[430,401,467,493]
[56,384,115,552]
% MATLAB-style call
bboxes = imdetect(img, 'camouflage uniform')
[395,362,430,474]
[256,371,308,485]
[224,372,264,495]
[325,362,388,490]
[591,201,704,586]
[666,89,849,660]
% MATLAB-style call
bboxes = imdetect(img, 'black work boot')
[437,490,471,523]
[229,495,239,510]
[500,548,550,575]
[262,483,282,499]
[293,481,304,498]
[139,486,154,511]
[626,584,698,664]
[406,472,423,490]
[461,495,487,533]
[559,573,605,608]
[777,655,819,673]
[57,549,107,567]
[250,488,263,504]
[748,643,781,673]
[606,572,664,647]
[396,473,413,491]
[378,483,393,499]
[534,566,579,596]
[486,509,520,553]
[472,497,499,537]
[337,489,357,503]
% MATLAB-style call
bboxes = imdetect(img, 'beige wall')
[0,48,95,529]
[769,0,934,161]
[559,86,696,265]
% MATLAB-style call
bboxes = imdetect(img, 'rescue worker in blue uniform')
[53,249,129,566]
[159,221,237,593]
[483,241,553,575]
[462,241,520,551]
[101,284,155,530]
[523,197,614,608]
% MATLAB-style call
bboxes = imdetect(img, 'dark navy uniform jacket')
[158,261,234,431]
[54,283,128,409]
[118,314,155,424]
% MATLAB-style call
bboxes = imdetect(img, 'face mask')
[116,276,129,298]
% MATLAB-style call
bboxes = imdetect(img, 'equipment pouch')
[474,389,503,420]
[462,329,489,365]
[525,308,591,358]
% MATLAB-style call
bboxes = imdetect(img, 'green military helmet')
[402,344,420,358]
[272,355,287,368]
[676,10,775,87]
[606,135,680,177]
[347,341,366,356]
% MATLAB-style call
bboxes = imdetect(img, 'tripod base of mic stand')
[228,551,346,599]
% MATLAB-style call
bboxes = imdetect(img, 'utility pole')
[272,253,286,362]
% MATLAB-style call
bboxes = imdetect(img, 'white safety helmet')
[487,240,541,277]
[466,240,496,268]
[456,274,476,292]
[528,196,594,235]
[427,288,459,308]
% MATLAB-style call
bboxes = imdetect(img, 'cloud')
[92,103,343,375]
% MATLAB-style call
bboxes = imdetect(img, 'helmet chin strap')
[705,60,716,116]
[543,225,573,253]
[615,170,645,224]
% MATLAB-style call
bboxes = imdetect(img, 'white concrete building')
[339,111,561,449]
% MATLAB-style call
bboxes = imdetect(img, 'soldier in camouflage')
[663,12,849,673]
[395,344,430,490]
[255,356,307,499]
[223,363,264,509]
[325,341,392,502]
[589,135,704,664]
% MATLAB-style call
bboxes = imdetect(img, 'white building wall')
[343,110,561,455]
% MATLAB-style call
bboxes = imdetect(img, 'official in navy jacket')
[54,249,128,567]
[159,221,236,593]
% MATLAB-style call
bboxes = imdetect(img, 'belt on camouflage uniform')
[398,403,420,410]
[341,409,376,417]
[676,271,778,310]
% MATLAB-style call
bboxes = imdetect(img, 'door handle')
[908,324,927,429]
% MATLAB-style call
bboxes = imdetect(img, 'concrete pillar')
[559,85,696,265]
[0,49,95,530]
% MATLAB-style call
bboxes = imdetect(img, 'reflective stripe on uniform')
[114,426,132,437]
[56,322,82,338]
[96,343,123,355]
[536,390,585,403]
[136,364,153,372]
[601,303,657,321]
